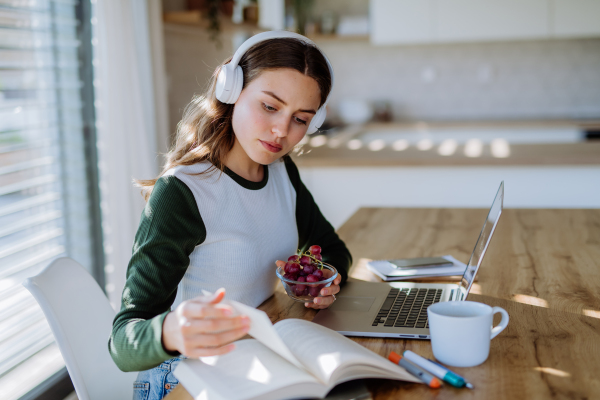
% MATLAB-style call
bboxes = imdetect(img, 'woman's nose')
[272,118,289,137]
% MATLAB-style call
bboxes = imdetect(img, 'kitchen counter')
[292,121,600,167]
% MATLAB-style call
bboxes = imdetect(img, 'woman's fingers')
[320,283,340,297]
[180,302,234,319]
[185,326,250,350]
[184,315,250,334]
[305,295,335,309]
[206,287,226,304]
[304,275,342,309]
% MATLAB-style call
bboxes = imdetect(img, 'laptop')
[312,181,504,339]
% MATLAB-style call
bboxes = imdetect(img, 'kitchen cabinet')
[370,0,600,45]
[257,0,285,31]
[370,0,434,45]
[552,0,600,37]
[436,0,549,42]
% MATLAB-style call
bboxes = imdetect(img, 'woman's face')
[231,68,322,165]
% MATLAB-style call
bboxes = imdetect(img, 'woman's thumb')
[206,288,226,304]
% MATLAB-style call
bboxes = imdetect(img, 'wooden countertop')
[167,208,600,400]
[292,121,600,167]
[339,208,600,315]
[292,141,600,167]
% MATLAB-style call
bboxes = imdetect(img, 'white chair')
[23,257,137,400]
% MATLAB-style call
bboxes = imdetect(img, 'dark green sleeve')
[109,176,206,372]
[283,156,353,284]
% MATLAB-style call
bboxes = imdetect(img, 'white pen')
[403,350,474,389]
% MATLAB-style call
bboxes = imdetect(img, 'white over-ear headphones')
[215,30,334,135]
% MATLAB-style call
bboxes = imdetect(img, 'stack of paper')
[366,255,467,281]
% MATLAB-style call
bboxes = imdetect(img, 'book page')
[173,339,325,400]
[199,291,305,371]
[274,319,419,386]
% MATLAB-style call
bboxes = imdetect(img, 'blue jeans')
[133,356,185,400]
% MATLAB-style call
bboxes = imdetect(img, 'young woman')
[109,31,352,400]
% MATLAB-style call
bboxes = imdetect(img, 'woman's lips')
[260,140,282,153]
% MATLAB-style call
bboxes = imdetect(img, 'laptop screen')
[458,182,504,300]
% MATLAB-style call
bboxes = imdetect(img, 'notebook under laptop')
[312,181,504,339]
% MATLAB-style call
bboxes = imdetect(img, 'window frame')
[3,0,105,398]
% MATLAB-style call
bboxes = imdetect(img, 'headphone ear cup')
[229,66,244,103]
[215,64,231,103]
[216,64,244,104]
[307,106,327,134]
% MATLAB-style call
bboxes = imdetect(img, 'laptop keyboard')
[372,288,442,329]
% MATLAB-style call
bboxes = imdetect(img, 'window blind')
[0,0,96,398]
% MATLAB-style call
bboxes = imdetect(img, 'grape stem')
[296,248,324,270]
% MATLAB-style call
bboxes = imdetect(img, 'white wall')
[299,166,600,229]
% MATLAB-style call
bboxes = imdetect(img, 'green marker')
[403,350,474,389]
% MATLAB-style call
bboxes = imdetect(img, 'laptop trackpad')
[332,296,376,312]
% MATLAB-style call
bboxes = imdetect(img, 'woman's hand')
[305,267,341,309]
[275,260,341,310]
[162,288,250,357]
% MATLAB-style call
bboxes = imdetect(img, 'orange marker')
[389,351,442,388]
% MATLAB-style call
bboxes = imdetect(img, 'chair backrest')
[22,257,136,400]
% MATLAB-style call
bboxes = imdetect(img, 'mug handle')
[490,307,509,339]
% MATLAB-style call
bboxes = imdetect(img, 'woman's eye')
[262,103,276,112]
[262,103,307,125]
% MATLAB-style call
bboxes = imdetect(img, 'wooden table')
[167,208,600,399]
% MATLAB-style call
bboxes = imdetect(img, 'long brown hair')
[136,38,332,200]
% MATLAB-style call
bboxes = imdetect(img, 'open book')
[173,299,419,400]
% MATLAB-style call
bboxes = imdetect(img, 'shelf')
[163,13,369,43]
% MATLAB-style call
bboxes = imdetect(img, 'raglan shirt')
[109,156,352,372]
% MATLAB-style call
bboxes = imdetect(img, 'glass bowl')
[276,262,338,302]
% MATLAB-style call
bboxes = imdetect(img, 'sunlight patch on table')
[469,283,482,294]
[534,367,571,378]
[583,309,600,319]
[368,139,386,151]
[310,135,327,147]
[347,139,363,150]
[512,294,548,308]
[392,139,409,151]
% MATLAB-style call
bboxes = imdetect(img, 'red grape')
[288,263,300,275]
[295,276,307,295]
[295,286,307,296]
[284,273,298,281]
[284,262,294,273]
[299,256,311,266]
[279,246,332,299]
[303,264,315,275]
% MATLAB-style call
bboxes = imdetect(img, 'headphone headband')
[215,30,334,134]
[229,30,335,92]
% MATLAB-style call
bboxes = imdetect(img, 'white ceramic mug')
[427,301,509,367]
